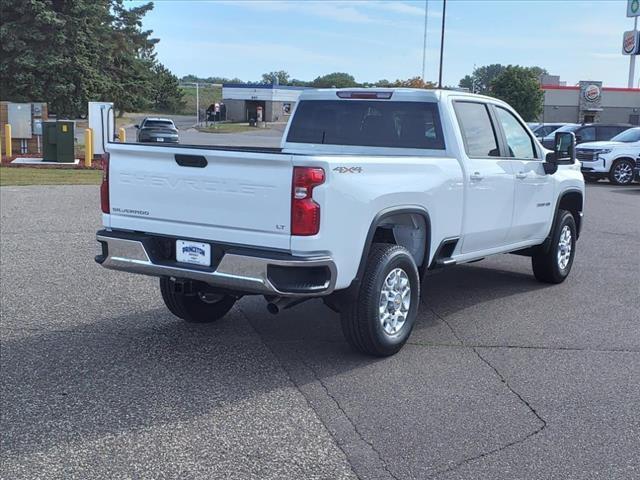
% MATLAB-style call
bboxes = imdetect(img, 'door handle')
[470,172,483,181]
[515,172,527,179]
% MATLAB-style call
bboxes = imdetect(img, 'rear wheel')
[160,277,236,323]
[609,159,634,185]
[531,210,576,284]
[340,244,420,356]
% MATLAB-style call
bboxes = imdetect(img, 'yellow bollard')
[4,124,12,158]
[85,128,93,167]
[118,127,126,143]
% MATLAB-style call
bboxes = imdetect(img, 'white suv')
[577,127,640,185]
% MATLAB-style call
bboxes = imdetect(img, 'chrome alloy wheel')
[557,225,572,270]
[613,162,633,184]
[379,268,411,336]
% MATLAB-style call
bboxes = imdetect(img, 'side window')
[597,126,622,140]
[578,127,596,142]
[495,107,536,159]
[453,102,500,157]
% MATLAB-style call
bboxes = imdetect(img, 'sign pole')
[629,16,638,87]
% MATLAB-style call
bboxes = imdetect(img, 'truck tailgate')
[106,144,293,250]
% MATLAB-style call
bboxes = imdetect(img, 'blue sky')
[133,0,638,87]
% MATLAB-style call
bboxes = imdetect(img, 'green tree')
[459,64,506,94]
[378,77,436,88]
[459,64,548,95]
[104,1,159,116]
[150,63,185,113]
[311,72,358,88]
[490,65,543,121]
[0,0,179,117]
[0,0,113,116]
[261,70,290,85]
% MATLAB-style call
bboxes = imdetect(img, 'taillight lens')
[291,167,324,236]
[100,153,110,213]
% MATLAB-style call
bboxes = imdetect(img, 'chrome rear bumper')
[96,231,336,297]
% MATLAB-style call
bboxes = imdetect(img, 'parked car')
[577,127,640,185]
[135,117,179,143]
[97,89,584,356]
[542,123,632,150]
[530,123,567,139]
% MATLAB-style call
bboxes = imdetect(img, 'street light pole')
[438,0,447,88]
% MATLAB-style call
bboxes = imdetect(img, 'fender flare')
[542,188,583,252]
[353,206,432,286]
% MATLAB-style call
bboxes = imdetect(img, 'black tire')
[583,175,599,184]
[340,244,420,356]
[531,210,576,284]
[608,159,635,185]
[159,277,236,323]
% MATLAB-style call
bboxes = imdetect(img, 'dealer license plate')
[176,240,211,266]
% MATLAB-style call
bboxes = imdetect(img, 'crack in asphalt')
[296,354,401,480]
[236,305,366,480]
[408,340,640,354]
[427,306,548,478]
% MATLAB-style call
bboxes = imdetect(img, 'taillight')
[291,167,324,236]
[100,153,110,213]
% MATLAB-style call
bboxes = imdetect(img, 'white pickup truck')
[577,127,640,185]
[96,89,585,356]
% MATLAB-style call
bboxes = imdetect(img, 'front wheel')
[160,277,236,323]
[531,210,576,284]
[340,244,420,356]
[609,159,635,185]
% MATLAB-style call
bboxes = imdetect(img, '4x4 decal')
[333,166,363,174]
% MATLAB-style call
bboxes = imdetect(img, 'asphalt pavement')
[1,183,639,479]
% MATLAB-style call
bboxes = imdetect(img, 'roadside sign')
[629,0,640,17]
[622,30,640,54]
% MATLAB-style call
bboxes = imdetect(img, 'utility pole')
[629,16,638,88]
[438,0,447,88]
[421,0,429,82]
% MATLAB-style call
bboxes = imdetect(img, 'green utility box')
[42,120,75,162]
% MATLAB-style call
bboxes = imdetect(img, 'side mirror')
[134,124,140,129]
[544,131,576,174]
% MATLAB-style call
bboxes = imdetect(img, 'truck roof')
[297,87,499,103]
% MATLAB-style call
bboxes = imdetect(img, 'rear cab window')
[144,120,174,128]
[286,100,445,149]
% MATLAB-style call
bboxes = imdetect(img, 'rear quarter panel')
[291,154,464,289]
